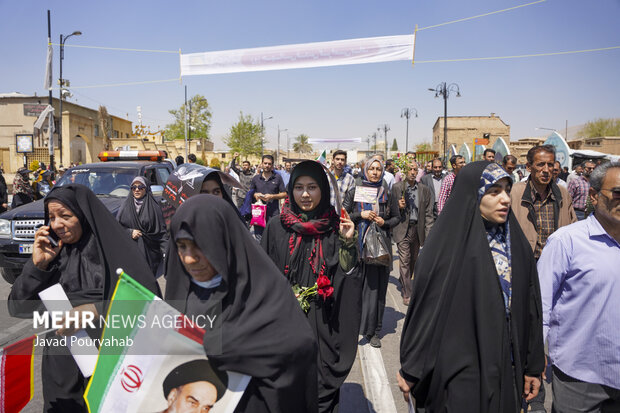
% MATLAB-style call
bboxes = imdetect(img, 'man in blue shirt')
[250,155,287,239]
[537,161,620,412]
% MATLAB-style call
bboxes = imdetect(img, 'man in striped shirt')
[568,160,595,220]
[330,150,355,207]
[437,155,466,214]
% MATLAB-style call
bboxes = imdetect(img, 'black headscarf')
[117,177,168,275]
[165,194,318,413]
[399,161,544,412]
[44,184,160,301]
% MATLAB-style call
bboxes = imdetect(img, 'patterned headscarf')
[478,162,512,314]
[478,163,510,200]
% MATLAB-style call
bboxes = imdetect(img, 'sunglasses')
[131,185,146,191]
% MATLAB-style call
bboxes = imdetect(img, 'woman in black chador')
[8,184,159,413]
[165,194,319,413]
[261,160,362,413]
[343,156,402,348]
[117,176,168,276]
[397,162,544,413]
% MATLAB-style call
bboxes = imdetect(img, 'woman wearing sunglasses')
[117,176,168,277]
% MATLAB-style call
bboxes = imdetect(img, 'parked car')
[0,151,173,284]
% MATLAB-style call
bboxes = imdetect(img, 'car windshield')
[56,167,140,197]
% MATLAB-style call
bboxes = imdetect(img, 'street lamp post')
[428,82,461,163]
[379,124,390,158]
[59,30,82,167]
[260,112,273,158]
[400,108,418,153]
[277,126,287,165]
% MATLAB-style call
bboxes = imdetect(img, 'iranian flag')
[316,150,327,164]
[0,335,35,413]
[85,271,249,413]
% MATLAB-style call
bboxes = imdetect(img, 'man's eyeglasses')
[600,188,620,199]
[131,185,146,191]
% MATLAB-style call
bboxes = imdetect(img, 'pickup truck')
[0,151,174,283]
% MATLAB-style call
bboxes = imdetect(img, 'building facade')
[432,113,511,156]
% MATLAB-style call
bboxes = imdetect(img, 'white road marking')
[359,339,398,413]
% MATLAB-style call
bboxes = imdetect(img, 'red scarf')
[279,198,339,279]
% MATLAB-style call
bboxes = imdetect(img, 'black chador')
[165,194,318,413]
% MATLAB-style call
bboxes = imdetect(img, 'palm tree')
[293,134,313,154]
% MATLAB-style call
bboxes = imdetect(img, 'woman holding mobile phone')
[8,184,159,413]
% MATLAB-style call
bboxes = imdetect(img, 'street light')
[59,30,82,166]
[277,125,288,165]
[401,108,418,153]
[260,112,273,157]
[379,124,390,158]
[428,82,461,163]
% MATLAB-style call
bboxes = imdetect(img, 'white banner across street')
[180,34,415,76]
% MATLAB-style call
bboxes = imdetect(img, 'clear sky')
[1,0,618,152]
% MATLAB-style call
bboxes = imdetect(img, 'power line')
[416,45,620,64]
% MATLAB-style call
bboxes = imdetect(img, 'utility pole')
[401,108,418,153]
[429,82,461,163]
[379,124,390,159]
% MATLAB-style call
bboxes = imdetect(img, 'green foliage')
[416,142,432,152]
[578,118,620,139]
[293,134,313,154]
[391,138,398,152]
[224,112,264,157]
[196,158,205,166]
[165,95,212,141]
[209,158,221,169]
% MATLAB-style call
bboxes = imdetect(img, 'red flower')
[318,286,334,300]
[316,275,331,289]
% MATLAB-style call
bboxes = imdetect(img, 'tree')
[578,118,620,139]
[293,134,313,154]
[165,95,212,141]
[224,112,264,157]
[416,142,432,152]
[209,158,221,169]
[391,138,398,152]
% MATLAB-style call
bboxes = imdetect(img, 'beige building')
[432,113,510,156]
[578,136,620,155]
[0,92,132,172]
[508,137,545,164]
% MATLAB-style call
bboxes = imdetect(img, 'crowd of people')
[5,145,619,413]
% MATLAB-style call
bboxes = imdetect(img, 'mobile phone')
[47,230,60,247]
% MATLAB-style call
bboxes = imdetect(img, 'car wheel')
[0,267,20,284]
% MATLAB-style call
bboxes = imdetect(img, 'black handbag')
[362,222,391,267]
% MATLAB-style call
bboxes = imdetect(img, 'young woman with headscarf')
[343,155,402,348]
[165,194,318,413]
[397,162,544,413]
[117,176,168,276]
[8,184,160,413]
[11,167,35,208]
[261,160,362,413]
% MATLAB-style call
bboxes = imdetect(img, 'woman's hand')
[32,225,62,270]
[56,303,99,337]
[523,375,541,401]
[339,209,355,239]
[131,229,142,239]
[374,216,385,226]
[361,210,377,220]
[397,371,415,403]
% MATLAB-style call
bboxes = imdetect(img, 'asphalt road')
[1,250,551,413]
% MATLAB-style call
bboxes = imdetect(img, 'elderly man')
[568,160,596,220]
[510,145,576,259]
[502,154,519,183]
[391,161,434,305]
[537,162,620,412]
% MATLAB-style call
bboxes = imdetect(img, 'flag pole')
[47,10,54,171]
